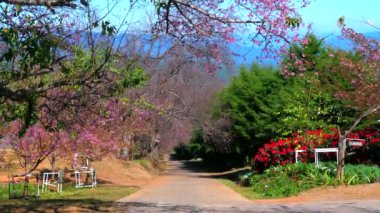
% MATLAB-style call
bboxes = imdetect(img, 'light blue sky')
[92,0,380,35]
[300,0,380,34]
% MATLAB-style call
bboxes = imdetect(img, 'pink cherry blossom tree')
[282,21,380,180]
[0,0,315,177]
[333,23,380,179]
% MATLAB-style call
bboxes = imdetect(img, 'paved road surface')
[116,158,380,212]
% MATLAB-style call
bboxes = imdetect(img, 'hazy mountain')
[324,31,380,50]
[90,31,380,81]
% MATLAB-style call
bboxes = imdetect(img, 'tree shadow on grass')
[0,199,116,213]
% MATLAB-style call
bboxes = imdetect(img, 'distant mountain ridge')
[231,31,380,66]
[324,31,380,50]
[99,31,380,70]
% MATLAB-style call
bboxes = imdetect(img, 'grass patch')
[1,182,39,200]
[41,184,138,201]
[0,184,138,212]
[218,179,263,199]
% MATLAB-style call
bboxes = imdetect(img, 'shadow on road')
[169,157,251,181]
[115,201,251,212]
[0,199,116,212]
[115,201,380,212]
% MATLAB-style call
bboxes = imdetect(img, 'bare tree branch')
[174,0,263,24]
[0,0,84,8]
[344,104,380,137]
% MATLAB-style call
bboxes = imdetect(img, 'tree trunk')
[50,154,57,173]
[335,105,380,180]
[336,133,346,181]
[23,175,29,197]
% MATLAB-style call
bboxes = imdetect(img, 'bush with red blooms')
[253,128,380,171]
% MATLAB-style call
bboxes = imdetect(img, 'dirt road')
[116,158,380,212]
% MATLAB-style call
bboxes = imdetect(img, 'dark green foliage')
[173,143,197,160]
[214,65,286,161]
[173,128,211,159]
[173,128,205,160]
[366,139,380,165]
[219,65,285,142]
[186,34,377,168]
[213,63,349,162]
[242,163,380,198]
[202,34,371,167]
[173,128,245,168]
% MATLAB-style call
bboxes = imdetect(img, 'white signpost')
[314,148,339,167]
[346,138,365,147]
[295,150,306,163]
[295,148,339,166]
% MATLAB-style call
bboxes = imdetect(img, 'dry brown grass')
[0,149,158,187]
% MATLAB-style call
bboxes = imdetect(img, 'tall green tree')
[214,51,353,161]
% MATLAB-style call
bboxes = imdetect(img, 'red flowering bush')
[253,128,380,171]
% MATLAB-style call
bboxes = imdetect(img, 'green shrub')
[344,164,380,185]
[243,163,380,198]
[238,172,254,187]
